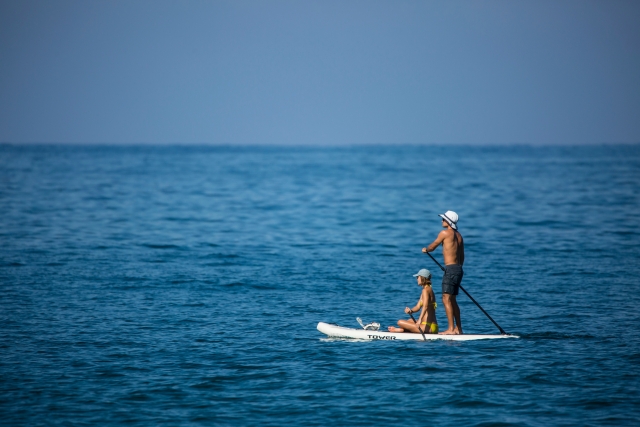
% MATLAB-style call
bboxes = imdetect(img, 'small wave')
[202,253,240,259]
[140,243,183,250]
[170,279,196,285]
[514,220,567,228]
[520,331,595,340]
[182,302,205,307]
[163,216,192,222]
[190,375,239,389]
[96,370,126,378]
[222,281,276,290]
[1,261,25,267]
[613,230,640,237]
[124,391,150,401]
[204,261,238,267]
[121,276,148,282]
[319,337,374,342]
[626,352,640,362]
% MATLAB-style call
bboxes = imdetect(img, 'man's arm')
[422,231,446,253]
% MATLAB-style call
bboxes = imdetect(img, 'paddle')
[424,251,507,335]
[407,311,427,341]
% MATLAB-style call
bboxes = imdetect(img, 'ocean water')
[1,144,639,426]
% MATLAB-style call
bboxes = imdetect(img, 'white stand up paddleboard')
[317,322,519,341]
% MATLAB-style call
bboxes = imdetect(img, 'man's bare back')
[422,225,464,265]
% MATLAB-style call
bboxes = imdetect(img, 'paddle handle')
[407,312,427,341]
[424,251,507,335]
[424,251,445,272]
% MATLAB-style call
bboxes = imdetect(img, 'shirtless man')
[422,211,464,335]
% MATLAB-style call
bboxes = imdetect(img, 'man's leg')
[441,293,456,334]
[450,295,462,334]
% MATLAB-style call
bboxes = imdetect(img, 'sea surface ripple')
[1,144,639,426]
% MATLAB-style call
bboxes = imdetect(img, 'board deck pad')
[317,322,519,341]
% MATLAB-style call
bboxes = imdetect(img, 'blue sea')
[1,144,639,426]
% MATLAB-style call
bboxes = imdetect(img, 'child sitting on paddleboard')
[388,269,438,334]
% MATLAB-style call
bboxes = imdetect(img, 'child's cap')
[413,269,432,279]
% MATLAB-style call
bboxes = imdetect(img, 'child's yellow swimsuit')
[418,300,439,333]
[420,322,439,334]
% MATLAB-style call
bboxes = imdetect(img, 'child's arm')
[405,296,423,315]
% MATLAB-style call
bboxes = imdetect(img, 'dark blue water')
[1,144,639,426]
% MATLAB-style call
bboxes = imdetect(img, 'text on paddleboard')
[367,335,396,340]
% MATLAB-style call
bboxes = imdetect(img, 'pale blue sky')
[1,0,639,145]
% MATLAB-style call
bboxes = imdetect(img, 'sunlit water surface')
[1,144,639,426]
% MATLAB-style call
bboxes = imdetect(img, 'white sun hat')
[438,211,459,230]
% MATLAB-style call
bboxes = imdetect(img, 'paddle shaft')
[424,251,507,335]
[407,312,427,341]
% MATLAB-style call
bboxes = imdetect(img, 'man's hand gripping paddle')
[424,251,507,335]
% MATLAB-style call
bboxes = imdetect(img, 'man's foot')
[439,329,456,335]
[454,327,462,335]
[388,326,404,332]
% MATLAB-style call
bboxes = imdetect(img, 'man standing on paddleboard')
[422,211,464,335]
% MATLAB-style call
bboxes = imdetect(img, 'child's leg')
[389,318,419,332]
[397,319,421,333]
